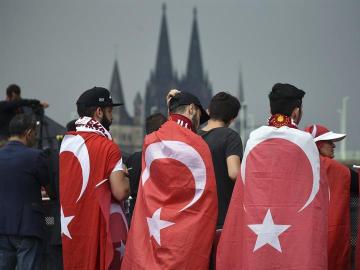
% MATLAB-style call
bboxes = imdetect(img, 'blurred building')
[110,4,213,154]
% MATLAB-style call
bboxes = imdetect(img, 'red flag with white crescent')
[321,156,351,270]
[60,131,128,270]
[216,126,328,270]
[122,120,218,270]
[355,167,360,270]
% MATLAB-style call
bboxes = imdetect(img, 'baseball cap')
[304,124,346,142]
[76,87,122,107]
[168,91,210,124]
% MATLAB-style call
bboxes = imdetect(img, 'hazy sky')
[1,0,359,151]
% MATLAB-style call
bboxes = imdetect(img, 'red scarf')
[169,113,195,132]
[268,114,298,129]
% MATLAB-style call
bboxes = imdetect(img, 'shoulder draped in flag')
[321,156,351,270]
[216,126,328,270]
[122,120,218,270]
[355,167,360,270]
[60,131,128,270]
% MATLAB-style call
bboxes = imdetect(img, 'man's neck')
[169,113,194,132]
[201,119,226,131]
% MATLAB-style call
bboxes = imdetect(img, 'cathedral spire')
[109,59,132,125]
[238,67,245,103]
[154,3,173,79]
[185,7,204,81]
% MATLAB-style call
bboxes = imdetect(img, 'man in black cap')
[166,89,210,131]
[123,90,217,269]
[59,87,130,269]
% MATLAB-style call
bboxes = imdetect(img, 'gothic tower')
[109,59,132,125]
[144,4,178,118]
[180,7,212,108]
[237,68,248,142]
[133,92,143,126]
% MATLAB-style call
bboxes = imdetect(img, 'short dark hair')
[9,114,37,136]
[145,113,167,134]
[6,84,21,98]
[208,92,241,124]
[169,104,188,115]
[66,119,77,132]
[77,104,98,118]
[268,83,305,116]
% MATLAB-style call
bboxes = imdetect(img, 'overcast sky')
[1,0,359,152]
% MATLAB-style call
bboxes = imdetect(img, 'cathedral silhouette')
[109,4,213,154]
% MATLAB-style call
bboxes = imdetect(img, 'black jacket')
[0,141,50,239]
[0,99,40,137]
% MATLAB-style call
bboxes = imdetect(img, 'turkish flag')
[355,168,360,270]
[60,132,128,270]
[122,121,218,270]
[216,126,328,270]
[321,156,351,270]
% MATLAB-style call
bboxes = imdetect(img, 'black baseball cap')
[169,91,210,124]
[76,87,122,107]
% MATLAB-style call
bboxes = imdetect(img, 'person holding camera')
[0,84,49,147]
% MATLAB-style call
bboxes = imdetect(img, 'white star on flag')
[116,241,126,257]
[147,208,175,246]
[248,209,290,253]
[61,206,75,239]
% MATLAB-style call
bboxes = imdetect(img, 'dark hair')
[77,104,98,118]
[146,113,167,134]
[66,119,77,132]
[208,92,241,124]
[169,104,188,115]
[268,83,305,116]
[6,84,21,98]
[9,114,37,136]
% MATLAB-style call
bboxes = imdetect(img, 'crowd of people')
[0,82,359,270]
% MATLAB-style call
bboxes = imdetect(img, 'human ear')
[291,107,301,124]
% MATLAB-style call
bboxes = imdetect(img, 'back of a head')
[76,87,121,118]
[6,84,21,98]
[269,83,305,116]
[9,114,37,137]
[146,113,167,134]
[209,92,241,124]
[168,91,210,125]
[66,119,77,132]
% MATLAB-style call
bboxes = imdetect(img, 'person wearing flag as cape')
[59,87,130,270]
[305,124,359,270]
[217,83,329,269]
[122,90,218,270]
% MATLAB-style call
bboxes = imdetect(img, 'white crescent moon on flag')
[60,135,90,203]
[141,140,206,212]
[241,126,320,212]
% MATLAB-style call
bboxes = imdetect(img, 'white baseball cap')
[304,124,346,142]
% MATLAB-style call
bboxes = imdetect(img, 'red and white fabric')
[122,120,217,270]
[60,117,128,270]
[321,156,351,270]
[216,125,329,270]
